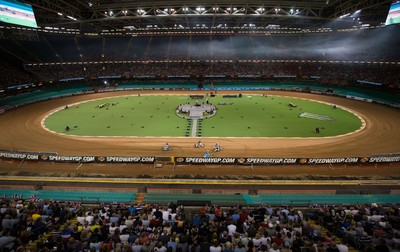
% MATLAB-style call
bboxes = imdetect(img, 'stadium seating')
[0,195,398,251]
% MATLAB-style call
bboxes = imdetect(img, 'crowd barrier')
[1,150,399,165]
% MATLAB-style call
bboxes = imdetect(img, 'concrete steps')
[310,220,359,252]
[134,192,146,203]
[25,218,79,251]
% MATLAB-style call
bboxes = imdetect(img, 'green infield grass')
[44,94,362,137]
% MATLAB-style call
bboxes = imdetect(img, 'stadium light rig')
[162,8,175,14]
[256,8,265,14]
[289,8,300,15]
[124,25,136,30]
[226,7,237,12]
[104,10,114,17]
[339,13,351,18]
[350,10,361,18]
[195,7,206,13]
[67,15,77,21]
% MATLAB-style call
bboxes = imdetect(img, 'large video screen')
[385,0,400,26]
[0,0,37,28]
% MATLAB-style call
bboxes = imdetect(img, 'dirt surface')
[0,90,399,179]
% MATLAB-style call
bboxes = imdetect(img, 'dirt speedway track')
[0,90,399,179]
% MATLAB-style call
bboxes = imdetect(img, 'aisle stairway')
[134,192,146,204]
[25,218,78,251]
[310,219,358,252]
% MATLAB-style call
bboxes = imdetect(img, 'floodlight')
[67,15,77,21]
[339,13,350,18]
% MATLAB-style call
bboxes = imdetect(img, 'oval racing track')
[1,90,400,181]
[1,90,400,158]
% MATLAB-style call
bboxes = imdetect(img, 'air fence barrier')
[0,150,399,165]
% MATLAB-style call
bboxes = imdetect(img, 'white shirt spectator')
[154,245,167,252]
[119,224,127,231]
[77,216,86,225]
[209,245,222,252]
[337,243,349,252]
[369,215,384,222]
[162,209,171,221]
[86,214,94,224]
[253,239,262,248]
[0,205,8,214]
[109,225,118,235]
[227,223,237,237]
[120,233,129,243]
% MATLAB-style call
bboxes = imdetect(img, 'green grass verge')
[44,94,362,137]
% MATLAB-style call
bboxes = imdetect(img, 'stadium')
[0,0,400,251]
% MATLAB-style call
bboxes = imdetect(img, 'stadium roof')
[25,0,392,33]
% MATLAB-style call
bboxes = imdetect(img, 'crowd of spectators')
[0,26,399,89]
[0,61,398,104]
[0,62,37,88]
[1,196,399,252]
[22,62,400,88]
[1,58,399,97]
[14,62,400,85]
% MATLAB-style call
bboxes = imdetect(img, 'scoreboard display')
[0,0,37,28]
